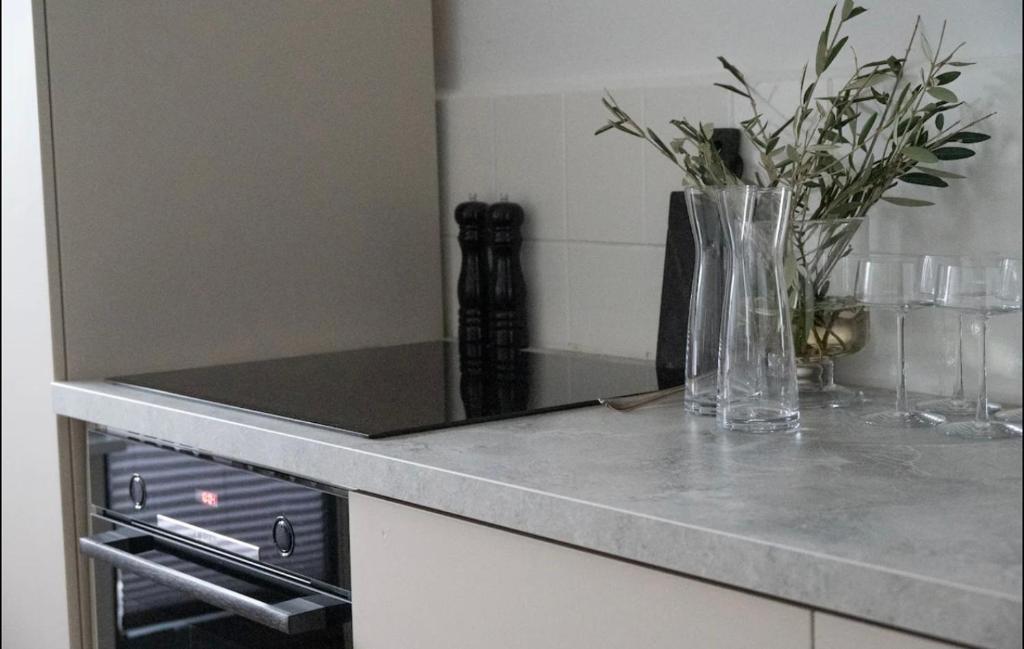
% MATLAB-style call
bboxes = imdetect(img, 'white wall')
[433,0,1023,402]
[1,0,72,647]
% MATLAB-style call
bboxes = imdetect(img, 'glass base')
[940,420,1019,439]
[796,359,862,409]
[995,408,1023,425]
[718,406,800,433]
[799,384,864,409]
[863,410,946,428]
[916,397,1001,418]
[684,399,717,416]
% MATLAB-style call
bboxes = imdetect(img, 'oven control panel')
[87,429,349,591]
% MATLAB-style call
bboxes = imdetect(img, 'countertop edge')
[52,380,1022,649]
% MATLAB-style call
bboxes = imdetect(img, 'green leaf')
[880,196,935,207]
[841,0,854,20]
[717,56,747,84]
[670,119,700,138]
[927,87,958,103]
[934,147,976,160]
[849,72,890,89]
[920,33,934,62]
[816,33,828,75]
[917,166,966,179]
[803,82,816,105]
[948,131,991,144]
[594,122,617,136]
[857,112,878,145]
[935,113,944,130]
[815,6,836,75]
[645,128,677,162]
[947,61,976,67]
[825,36,850,71]
[847,6,867,18]
[714,83,750,99]
[899,172,949,188]
[901,146,939,164]
[769,116,795,139]
[935,71,961,85]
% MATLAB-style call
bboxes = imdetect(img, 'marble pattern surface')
[53,381,1022,649]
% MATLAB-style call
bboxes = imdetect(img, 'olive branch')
[596,1,993,220]
[595,2,994,358]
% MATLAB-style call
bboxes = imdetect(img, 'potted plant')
[597,1,992,406]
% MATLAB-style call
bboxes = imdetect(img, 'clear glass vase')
[717,186,800,433]
[682,187,727,415]
[790,217,870,408]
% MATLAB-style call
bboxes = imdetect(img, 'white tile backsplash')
[437,66,1022,401]
[521,240,570,349]
[567,243,663,358]
[494,93,566,241]
[565,88,645,244]
[437,96,495,237]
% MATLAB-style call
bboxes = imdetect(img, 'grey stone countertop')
[53,380,1022,649]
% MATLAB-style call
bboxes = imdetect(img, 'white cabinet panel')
[814,613,960,649]
[350,493,811,649]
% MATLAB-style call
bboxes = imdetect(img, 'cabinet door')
[350,493,810,649]
[814,613,961,649]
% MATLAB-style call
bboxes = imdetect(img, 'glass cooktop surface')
[109,341,664,438]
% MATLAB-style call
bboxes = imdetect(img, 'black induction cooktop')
[109,341,663,438]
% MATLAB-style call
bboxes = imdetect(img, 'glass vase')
[790,217,870,408]
[682,187,727,415]
[717,186,800,433]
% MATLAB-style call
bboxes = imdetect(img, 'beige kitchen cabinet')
[349,493,811,649]
[814,613,962,649]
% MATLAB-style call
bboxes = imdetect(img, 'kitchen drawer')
[814,613,962,649]
[350,493,811,649]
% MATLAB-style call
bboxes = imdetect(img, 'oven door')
[83,520,352,648]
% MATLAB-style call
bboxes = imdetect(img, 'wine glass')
[916,255,1001,416]
[934,257,1023,439]
[854,255,946,427]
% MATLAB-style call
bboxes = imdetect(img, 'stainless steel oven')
[83,429,352,648]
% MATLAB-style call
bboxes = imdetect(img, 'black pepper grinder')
[485,197,528,368]
[455,196,490,381]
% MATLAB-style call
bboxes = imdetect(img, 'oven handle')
[80,528,346,635]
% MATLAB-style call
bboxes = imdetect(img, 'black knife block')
[655,128,742,388]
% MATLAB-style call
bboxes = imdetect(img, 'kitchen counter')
[53,380,1022,648]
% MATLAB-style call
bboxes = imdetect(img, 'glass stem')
[822,357,835,390]
[895,310,909,414]
[975,315,990,426]
[952,314,965,401]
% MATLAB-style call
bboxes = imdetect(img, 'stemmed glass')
[934,257,1023,439]
[855,255,946,427]
[917,255,1000,416]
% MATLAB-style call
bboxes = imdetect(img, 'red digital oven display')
[196,490,219,507]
